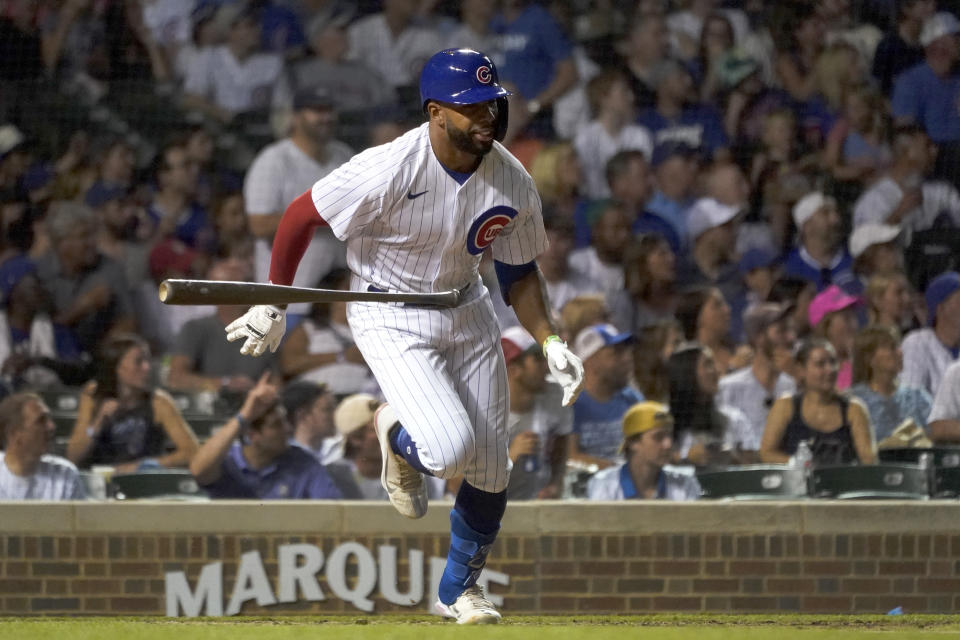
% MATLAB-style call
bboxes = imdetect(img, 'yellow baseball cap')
[621,401,673,445]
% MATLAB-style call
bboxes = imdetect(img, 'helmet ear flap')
[495,97,509,142]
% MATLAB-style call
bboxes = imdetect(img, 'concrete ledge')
[4,500,960,534]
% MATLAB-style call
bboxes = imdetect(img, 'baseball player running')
[225,48,584,624]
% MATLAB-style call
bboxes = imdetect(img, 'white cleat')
[373,404,428,519]
[435,585,502,624]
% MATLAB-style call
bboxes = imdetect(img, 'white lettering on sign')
[164,542,510,617]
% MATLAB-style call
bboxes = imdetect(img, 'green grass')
[2,616,960,640]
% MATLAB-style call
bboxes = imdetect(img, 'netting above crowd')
[1,0,960,503]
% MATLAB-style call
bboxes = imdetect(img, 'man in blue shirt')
[782,191,856,292]
[568,324,644,469]
[189,373,341,499]
[642,141,698,246]
[492,0,578,137]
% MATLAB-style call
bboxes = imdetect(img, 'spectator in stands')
[326,393,386,500]
[501,327,571,500]
[852,125,960,235]
[872,0,935,95]
[244,86,352,315]
[493,0,578,139]
[675,286,740,375]
[0,3,45,81]
[637,58,729,160]
[168,258,276,400]
[568,200,630,300]
[809,285,861,391]
[88,185,152,285]
[761,338,876,465]
[0,255,72,389]
[37,201,135,359]
[147,140,214,252]
[190,372,342,499]
[632,320,681,403]
[728,248,781,343]
[901,271,960,396]
[718,303,798,452]
[929,360,960,442]
[0,125,33,203]
[823,86,891,188]
[85,136,136,198]
[850,325,933,442]
[676,197,744,308]
[446,0,500,56]
[283,380,339,466]
[279,268,373,396]
[0,392,84,500]
[67,334,199,472]
[211,191,253,262]
[619,13,670,111]
[537,214,596,317]
[606,151,679,254]
[865,273,917,335]
[182,3,284,124]
[691,13,737,103]
[848,224,903,295]
[645,141,698,243]
[668,342,754,465]
[769,276,818,341]
[891,12,960,171]
[783,192,856,293]
[277,11,393,117]
[772,1,824,103]
[586,401,700,501]
[569,324,643,469]
[612,233,676,333]
[530,142,587,244]
[346,0,442,93]
[39,0,108,83]
[574,69,652,199]
[559,294,609,344]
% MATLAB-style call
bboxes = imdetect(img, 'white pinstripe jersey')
[310,123,548,293]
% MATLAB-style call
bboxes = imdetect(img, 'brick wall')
[2,502,960,616]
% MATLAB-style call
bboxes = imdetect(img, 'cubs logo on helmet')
[466,206,518,255]
[476,66,492,84]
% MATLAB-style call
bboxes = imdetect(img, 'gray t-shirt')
[0,452,85,500]
[174,314,275,380]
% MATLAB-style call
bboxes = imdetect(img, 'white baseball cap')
[686,197,740,241]
[920,12,960,48]
[333,393,379,437]
[572,323,633,361]
[849,224,901,258]
[792,192,835,229]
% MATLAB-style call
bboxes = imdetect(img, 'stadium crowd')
[1,0,960,503]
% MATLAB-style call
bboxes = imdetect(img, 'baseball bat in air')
[158,279,462,307]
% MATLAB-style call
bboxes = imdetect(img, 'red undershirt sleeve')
[267,189,328,286]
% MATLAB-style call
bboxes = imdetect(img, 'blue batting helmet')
[419,48,511,141]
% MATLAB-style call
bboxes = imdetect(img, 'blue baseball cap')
[572,323,633,361]
[925,271,960,326]
[739,248,780,275]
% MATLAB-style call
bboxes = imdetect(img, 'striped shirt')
[901,328,959,397]
[0,453,85,500]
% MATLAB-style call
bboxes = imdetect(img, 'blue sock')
[387,424,432,476]
[438,482,507,605]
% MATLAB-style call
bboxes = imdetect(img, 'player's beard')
[446,120,494,157]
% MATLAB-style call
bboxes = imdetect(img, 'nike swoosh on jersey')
[407,189,428,199]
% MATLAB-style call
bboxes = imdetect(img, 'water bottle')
[794,440,813,473]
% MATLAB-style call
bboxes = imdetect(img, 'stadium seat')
[809,464,930,500]
[696,465,808,500]
[111,470,207,501]
[933,466,960,499]
[878,447,960,468]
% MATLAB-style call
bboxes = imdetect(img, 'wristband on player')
[542,334,564,356]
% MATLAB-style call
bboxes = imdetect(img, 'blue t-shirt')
[146,202,215,251]
[645,190,693,241]
[492,5,572,99]
[633,210,682,256]
[891,62,960,143]
[202,442,342,500]
[782,247,856,293]
[637,105,729,158]
[573,387,645,460]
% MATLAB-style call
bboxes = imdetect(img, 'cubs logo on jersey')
[466,206,517,255]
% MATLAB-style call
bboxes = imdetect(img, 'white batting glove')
[225,305,286,357]
[543,335,584,407]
